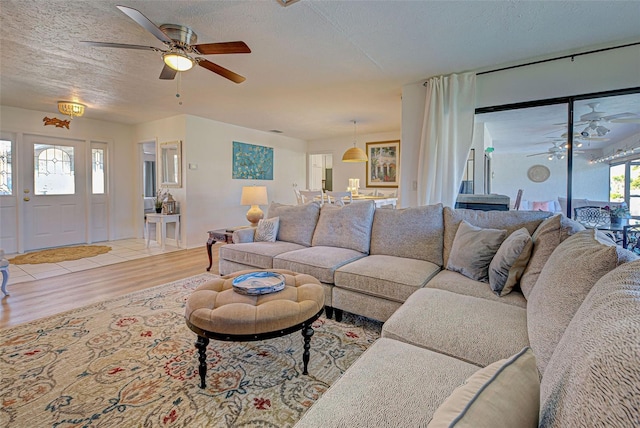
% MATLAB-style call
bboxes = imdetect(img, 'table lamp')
[241,186,268,226]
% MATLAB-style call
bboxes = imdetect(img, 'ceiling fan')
[81,5,250,83]
[577,102,640,124]
[527,141,584,160]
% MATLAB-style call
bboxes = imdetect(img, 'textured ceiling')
[1,0,639,141]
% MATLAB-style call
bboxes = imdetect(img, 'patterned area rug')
[0,273,381,427]
[9,245,111,264]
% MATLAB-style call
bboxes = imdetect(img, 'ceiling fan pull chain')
[176,72,183,106]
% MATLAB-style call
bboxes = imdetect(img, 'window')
[0,140,12,195]
[610,159,640,218]
[34,144,75,195]
[92,148,105,194]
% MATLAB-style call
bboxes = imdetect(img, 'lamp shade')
[241,186,268,206]
[342,146,368,162]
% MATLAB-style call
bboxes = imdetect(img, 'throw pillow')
[254,217,279,242]
[526,229,637,375]
[442,207,550,268]
[532,201,551,211]
[488,227,533,296]
[428,347,539,428]
[519,215,585,299]
[446,220,507,282]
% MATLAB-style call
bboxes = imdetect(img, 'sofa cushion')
[446,220,506,282]
[220,241,306,269]
[267,201,321,247]
[428,347,539,428]
[311,201,375,253]
[294,338,480,428]
[334,254,440,303]
[273,246,366,284]
[488,227,533,296]
[254,216,279,242]
[539,260,640,427]
[527,229,637,375]
[369,204,444,265]
[382,288,529,367]
[443,207,550,268]
[426,270,527,308]
[520,214,585,299]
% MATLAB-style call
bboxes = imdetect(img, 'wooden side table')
[146,213,181,250]
[206,229,233,272]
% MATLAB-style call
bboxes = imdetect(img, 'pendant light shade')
[342,146,368,162]
[342,120,368,162]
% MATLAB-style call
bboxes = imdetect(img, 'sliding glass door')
[473,89,640,218]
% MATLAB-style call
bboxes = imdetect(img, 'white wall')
[491,154,568,207]
[134,115,187,242]
[0,105,136,252]
[134,115,307,249]
[401,44,640,208]
[307,130,400,195]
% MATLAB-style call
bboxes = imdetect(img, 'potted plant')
[604,204,630,226]
[154,189,167,213]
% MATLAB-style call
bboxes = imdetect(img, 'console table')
[146,213,181,250]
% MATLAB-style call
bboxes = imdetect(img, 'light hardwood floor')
[1,245,220,329]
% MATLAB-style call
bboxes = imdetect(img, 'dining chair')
[513,189,524,210]
[326,191,352,206]
[293,188,303,205]
[299,190,324,205]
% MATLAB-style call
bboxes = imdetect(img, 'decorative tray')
[232,271,286,295]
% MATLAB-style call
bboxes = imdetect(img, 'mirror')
[159,140,182,188]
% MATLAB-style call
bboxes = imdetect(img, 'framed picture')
[366,140,400,188]
[232,141,274,180]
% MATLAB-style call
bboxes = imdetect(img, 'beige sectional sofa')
[219,201,640,426]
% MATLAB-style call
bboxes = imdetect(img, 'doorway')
[22,135,87,250]
[0,133,111,253]
[308,153,333,191]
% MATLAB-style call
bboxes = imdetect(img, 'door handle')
[23,189,30,194]
[23,197,30,202]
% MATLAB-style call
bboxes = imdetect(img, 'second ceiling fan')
[81,5,251,83]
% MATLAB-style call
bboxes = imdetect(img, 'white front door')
[22,135,87,250]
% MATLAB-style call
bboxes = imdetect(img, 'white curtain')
[417,72,476,207]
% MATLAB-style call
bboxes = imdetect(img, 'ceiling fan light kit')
[163,52,194,71]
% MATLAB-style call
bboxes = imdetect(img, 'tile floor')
[5,238,180,285]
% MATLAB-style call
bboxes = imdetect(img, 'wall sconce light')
[58,101,86,119]
[241,186,268,226]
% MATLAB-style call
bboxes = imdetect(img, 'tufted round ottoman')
[185,269,324,388]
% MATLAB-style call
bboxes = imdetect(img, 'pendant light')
[342,120,368,162]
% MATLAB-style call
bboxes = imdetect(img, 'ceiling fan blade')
[198,59,246,83]
[526,153,548,157]
[194,41,251,55]
[610,118,640,124]
[603,112,635,121]
[80,41,161,51]
[159,64,177,80]
[116,5,172,44]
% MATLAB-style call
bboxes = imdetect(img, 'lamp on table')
[241,186,268,227]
